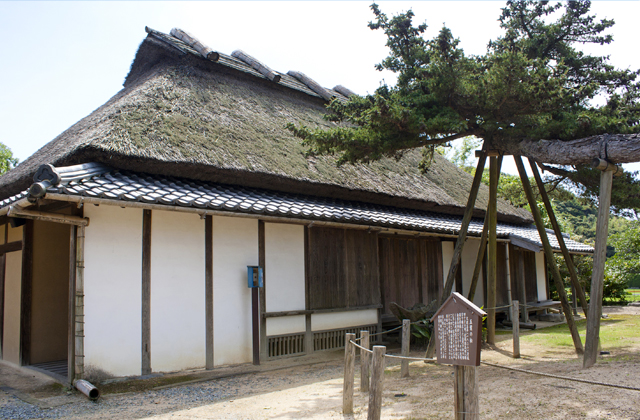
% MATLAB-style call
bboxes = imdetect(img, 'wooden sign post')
[431,292,486,420]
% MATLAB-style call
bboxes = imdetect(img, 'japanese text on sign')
[436,312,473,362]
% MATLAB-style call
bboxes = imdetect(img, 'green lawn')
[626,289,640,302]
[511,315,640,353]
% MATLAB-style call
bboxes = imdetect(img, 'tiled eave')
[0,165,594,254]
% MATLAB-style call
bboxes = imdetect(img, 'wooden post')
[141,210,152,375]
[441,153,487,304]
[487,156,499,345]
[454,365,479,420]
[514,156,583,355]
[67,225,77,385]
[252,288,260,365]
[584,165,614,368]
[258,221,267,362]
[530,159,589,315]
[205,216,214,370]
[401,319,410,378]
[518,252,528,323]
[468,156,502,304]
[360,330,370,392]
[74,225,85,380]
[368,345,386,420]
[19,220,34,367]
[343,333,356,414]
[511,300,520,358]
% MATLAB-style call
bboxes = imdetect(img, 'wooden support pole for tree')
[401,319,410,378]
[487,156,499,345]
[343,333,356,414]
[512,300,520,358]
[368,345,386,420]
[584,163,615,368]
[514,156,584,355]
[441,152,487,304]
[360,330,370,392]
[454,365,479,420]
[468,156,502,304]
[529,158,589,316]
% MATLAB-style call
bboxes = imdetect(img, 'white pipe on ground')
[73,379,100,400]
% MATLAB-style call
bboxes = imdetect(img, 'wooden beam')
[205,215,213,370]
[584,166,614,368]
[514,156,583,355]
[19,220,34,366]
[7,207,89,226]
[141,210,152,375]
[258,220,266,363]
[487,157,498,345]
[0,241,22,255]
[441,152,487,304]
[530,159,589,316]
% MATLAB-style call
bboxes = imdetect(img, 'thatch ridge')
[0,30,533,224]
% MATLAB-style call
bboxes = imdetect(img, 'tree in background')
[0,143,18,175]
[288,1,640,209]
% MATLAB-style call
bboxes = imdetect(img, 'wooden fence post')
[511,301,520,358]
[454,365,479,420]
[361,330,370,392]
[401,319,410,378]
[343,333,356,414]
[368,345,386,420]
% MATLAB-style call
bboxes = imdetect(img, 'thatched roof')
[0,27,533,224]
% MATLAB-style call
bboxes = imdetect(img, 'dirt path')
[1,306,639,419]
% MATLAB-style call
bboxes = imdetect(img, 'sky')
[1,1,639,176]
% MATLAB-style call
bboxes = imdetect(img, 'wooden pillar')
[343,333,356,414]
[401,319,410,378]
[74,225,85,380]
[530,158,589,315]
[487,156,498,345]
[511,300,520,358]
[360,330,370,392]
[368,345,386,420]
[67,225,77,384]
[258,220,267,362]
[454,365,479,420]
[141,209,152,375]
[514,156,583,355]
[205,216,214,370]
[584,164,615,368]
[441,153,487,304]
[518,252,528,323]
[0,224,6,359]
[304,226,313,355]
[19,220,33,366]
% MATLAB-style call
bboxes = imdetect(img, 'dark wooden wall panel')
[496,243,510,307]
[524,251,538,302]
[379,236,442,315]
[308,227,345,310]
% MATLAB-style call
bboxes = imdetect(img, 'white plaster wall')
[212,216,258,366]
[311,309,378,331]
[441,241,454,288]
[84,206,142,377]
[535,252,547,301]
[266,315,306,336]
[265,223,305,312]
[461,239,484,307]
[150,211,205,372]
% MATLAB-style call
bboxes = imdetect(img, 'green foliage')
[411,321,432,345]
[288,1,640,175]
[605,222,640,292]
[0,143,18,174]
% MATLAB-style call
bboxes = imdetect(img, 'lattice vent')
[313,325,377,352]
[268,333,305,358]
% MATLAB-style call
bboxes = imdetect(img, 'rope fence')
[343,314,640,420]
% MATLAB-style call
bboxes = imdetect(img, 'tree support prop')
[487,156,499,345]
[514,156,583,355]
[529,158,589,316]
[584,161,615,368]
